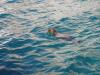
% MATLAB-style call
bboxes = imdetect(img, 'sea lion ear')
[48,29,51,33]
[47,29,51,35]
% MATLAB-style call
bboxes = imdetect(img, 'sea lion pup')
[48,28,81,43]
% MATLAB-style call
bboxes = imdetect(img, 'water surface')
[0,0,100,75]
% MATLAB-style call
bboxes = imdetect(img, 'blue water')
[0,0,100,75]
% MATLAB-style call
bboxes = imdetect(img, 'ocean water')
[0,0,100,75]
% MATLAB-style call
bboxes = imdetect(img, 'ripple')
[6,0,23,3]
[0,69,22,75]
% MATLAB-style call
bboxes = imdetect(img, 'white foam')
[0,0,6,4]
[0,8,6,14]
